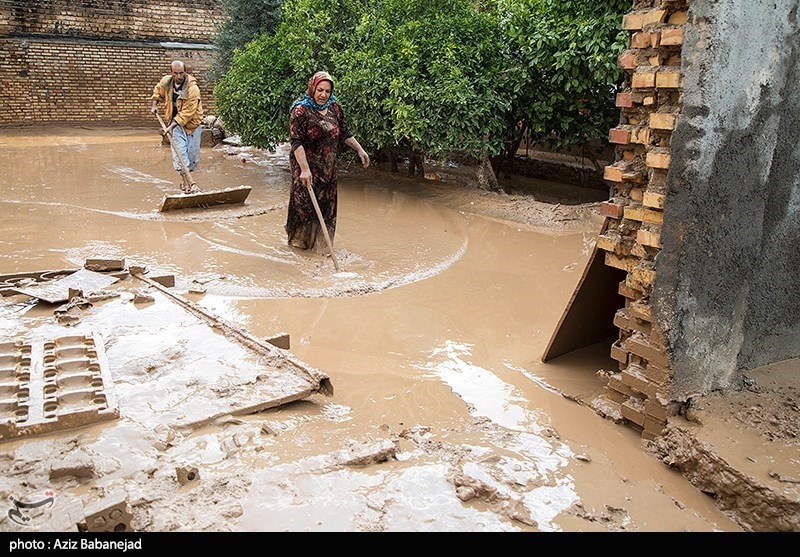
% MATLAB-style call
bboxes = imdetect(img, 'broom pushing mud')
[155,112,251,213]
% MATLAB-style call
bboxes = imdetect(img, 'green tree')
[335,0,511,186]
[211,0,285,81]
[214,0,365,150]
[501,0,629,175]
[213,0,630,189]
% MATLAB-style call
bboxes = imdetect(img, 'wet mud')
[0,127,747,532]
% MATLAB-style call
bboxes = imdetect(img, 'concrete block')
[265,333,290,350]
[84,259,125,272]
[176,465,201,485]
[150,275,175,288]
[79,492,133,533]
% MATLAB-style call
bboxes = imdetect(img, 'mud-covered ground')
[0,127,797,533]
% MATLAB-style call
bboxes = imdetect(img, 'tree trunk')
[476,150,502,192]
[407,150,425,177]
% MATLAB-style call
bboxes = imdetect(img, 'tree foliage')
[214,0,364,150]
[336,0,511,165]
[213,0,630,182]
[502,0,629,152]
[211,0,285,81]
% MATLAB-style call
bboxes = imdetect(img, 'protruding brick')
[609,127,631,144]
[631,127,651,144]
[643,191,665,209]
[619,281,641,300]
[656,71,682,88]
[616,90,634,107]
[661,27,685,46]
[619,52,637,70]
[604,165,624,182]
[649,112,677,130]
[646,151,671,169]
[600,201,625,219]
[610,341,629,364]
[631,31,652,49]
[632,71,656,88]
[642,9,667,27]
[605,252,638,272]
[637,228,662,248]
[622,13,644,30]
[614,308,631,330]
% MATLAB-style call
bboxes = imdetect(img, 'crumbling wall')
[0,0,224,126]
[655,0,800,395]
[598,0,800,438]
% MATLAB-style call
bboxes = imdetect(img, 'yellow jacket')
[151,74,204,133]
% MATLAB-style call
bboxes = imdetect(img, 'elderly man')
[151,60,204,192]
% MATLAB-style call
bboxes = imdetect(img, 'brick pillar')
[596,2,689,440]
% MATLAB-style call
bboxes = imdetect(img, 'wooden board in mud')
[159,185,252,212]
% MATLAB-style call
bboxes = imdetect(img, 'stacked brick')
[0,0,223,127]
[597,1,688,440]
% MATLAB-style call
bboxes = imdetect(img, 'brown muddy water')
[0,127,741,532]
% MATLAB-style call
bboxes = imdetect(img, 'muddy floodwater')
[0,127,742,532]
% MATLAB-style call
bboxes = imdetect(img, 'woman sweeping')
[285,71,370,254]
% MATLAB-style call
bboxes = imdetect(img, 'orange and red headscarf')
[291,71,337,112]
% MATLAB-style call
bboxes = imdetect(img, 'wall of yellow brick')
[0,0,224,126]
[597,0,688,439]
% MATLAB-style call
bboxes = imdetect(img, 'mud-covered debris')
[176,466,200,485]
[332,439,397,467]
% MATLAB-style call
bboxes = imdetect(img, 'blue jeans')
[171,124,202,172]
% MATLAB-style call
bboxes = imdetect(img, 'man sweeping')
[150,60,204,193]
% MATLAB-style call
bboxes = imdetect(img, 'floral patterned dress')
[285,102,354,253]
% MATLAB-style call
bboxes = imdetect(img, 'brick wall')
[597,1,688,440]
[0,0,224,126]
[0,0,221,42]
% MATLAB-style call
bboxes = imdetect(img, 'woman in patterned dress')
[285,71,370,253]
